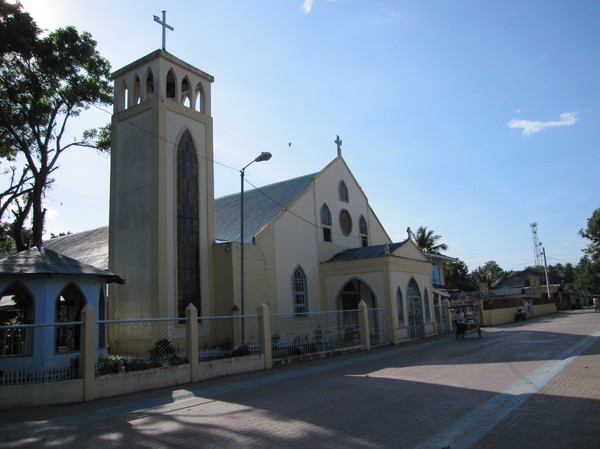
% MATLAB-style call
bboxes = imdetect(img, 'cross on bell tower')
[153,10,174,51]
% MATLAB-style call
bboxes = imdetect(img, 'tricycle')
[452,303,482,339]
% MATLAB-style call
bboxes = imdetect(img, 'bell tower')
[109,50,215,325]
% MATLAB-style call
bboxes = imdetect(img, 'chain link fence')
[96,318,187,375]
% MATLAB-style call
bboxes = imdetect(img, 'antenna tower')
[530,223,543,266]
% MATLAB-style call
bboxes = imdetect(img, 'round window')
[339,209,352,236]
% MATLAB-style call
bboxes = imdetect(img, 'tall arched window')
[145,70,154,99]
[338,180,349,202]
[133,75,141,105]
[359,215,368,247]
[194,82,205,113]
[118,80,128,111]
[166,69,176,99]
[181,77,191,107]
[292,266,308,317]
[396,287,404,325]
[177,130,201,317]
[320,203,332,242]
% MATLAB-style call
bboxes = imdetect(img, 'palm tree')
[411,225,448,255]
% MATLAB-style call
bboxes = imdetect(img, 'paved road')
[2,310,600,448]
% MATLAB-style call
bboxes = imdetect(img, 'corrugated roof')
[327,242,405,262]
[43,226,109,270]
[0,245,124,284]
[215,172,317,243]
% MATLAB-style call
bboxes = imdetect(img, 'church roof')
[0,245,124,284]
[327,242,406,262]
[43,226,109,271]
[215,172,317,243]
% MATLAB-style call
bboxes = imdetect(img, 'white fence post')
[358,300,371,351]
[258,303,272,369]
[81,304,97,402]
[186,304,200,382]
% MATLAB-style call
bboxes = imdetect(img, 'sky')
[11,0,600,272]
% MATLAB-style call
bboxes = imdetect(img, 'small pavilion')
[0,246,123,375]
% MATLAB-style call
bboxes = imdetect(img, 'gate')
[408,280,424,339]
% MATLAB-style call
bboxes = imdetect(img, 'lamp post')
[240,151,272,346]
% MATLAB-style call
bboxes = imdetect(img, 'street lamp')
[240,151,272,345]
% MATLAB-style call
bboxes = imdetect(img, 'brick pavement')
[2,309,599,448]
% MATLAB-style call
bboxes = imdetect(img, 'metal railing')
[270,309,362,360]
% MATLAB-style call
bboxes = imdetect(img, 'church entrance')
[338,278,378,344]
[407,279,424,339]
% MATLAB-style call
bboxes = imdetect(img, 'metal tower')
[530,223,543,266]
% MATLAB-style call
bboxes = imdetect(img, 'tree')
[548,263,577,290]
[444,259,477,291]
[574,208,600,295]
[0,1,112,250]
[579,208,600,261]
[470,260,506,289]
[411,225,448,254]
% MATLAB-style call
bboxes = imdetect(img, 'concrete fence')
[0,301,376,409]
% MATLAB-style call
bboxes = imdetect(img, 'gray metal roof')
[327,242,406,262]
[13,171,315,268]
[43,226,109,271]
[0,245,124,284]
[215,172,317,243]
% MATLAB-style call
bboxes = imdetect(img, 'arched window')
[181,77,191,107]
[194,82,205,113]
[424,289,431,322]
[359,215,368,247]
[338,180,349,202]
[55,283,86,353]
[292,266,308,317]
[320,203,332,242]
[166,69,176,99]
[0,282,34,357]
[118,80,128,111]
[133,75,141,105]
[177,130,201,317]
[396,287,404,325]
[145,70,154,99]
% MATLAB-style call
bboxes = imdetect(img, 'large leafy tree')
[444,259,477,291]
[470,260,506,289]
[0,1,112,250]
[574,208,600,295]
[411,225,448,254]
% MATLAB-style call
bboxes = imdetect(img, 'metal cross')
[153,10,174,51]
[335,135,343,156]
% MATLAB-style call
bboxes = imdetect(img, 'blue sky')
[16,0,599,272]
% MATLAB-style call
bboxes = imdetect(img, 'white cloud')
[302,0,315,14]
[507,112,578,136]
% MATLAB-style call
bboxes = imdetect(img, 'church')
[2,47,447,368]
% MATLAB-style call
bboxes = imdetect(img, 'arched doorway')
[0,282,34,356]
[407,278,424,339]
[55,283,86,353]
[338,278,377,344]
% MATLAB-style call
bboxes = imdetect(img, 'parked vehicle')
[453,303,482,339]
[514,308,526,322]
